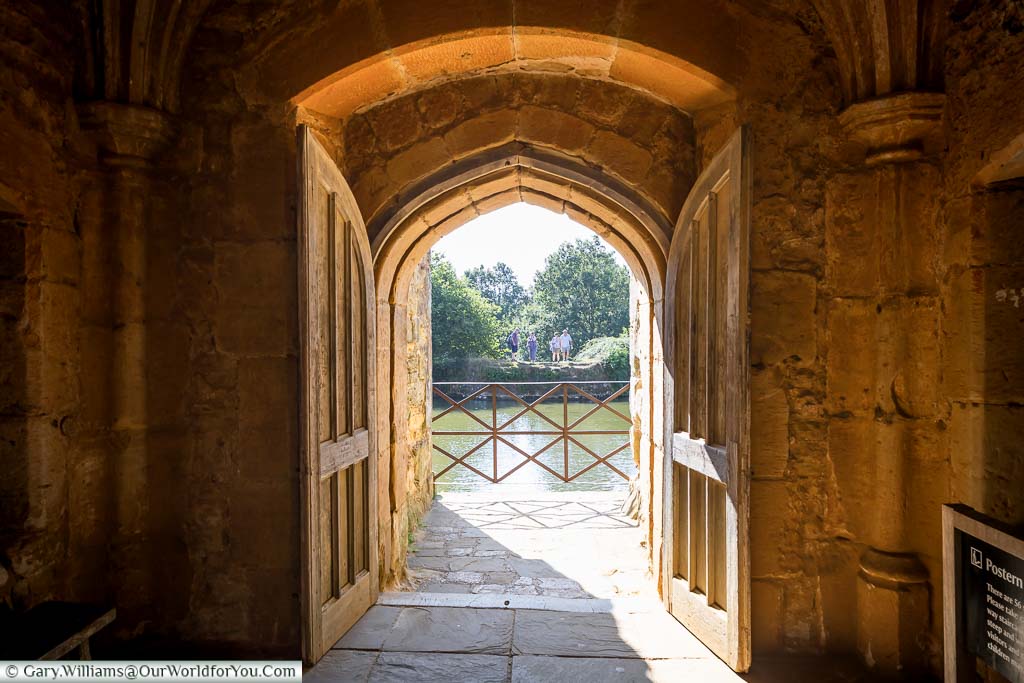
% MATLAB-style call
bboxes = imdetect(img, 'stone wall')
[0,3,99,613]
[400,253,434,583]
[0,1,1022,675]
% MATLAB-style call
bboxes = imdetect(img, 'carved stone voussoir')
[76,101,176,165]
[839,92,946,166]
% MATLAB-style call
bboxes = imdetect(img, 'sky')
[432,203,626,287]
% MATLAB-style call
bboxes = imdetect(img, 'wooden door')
[298,125,378,665]
[663,128,751,671]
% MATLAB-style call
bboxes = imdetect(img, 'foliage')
[433,356,628,383]
[430,253,502,362]
[575,335,631,380]
[532,236,630,349]
[463,262,528,324]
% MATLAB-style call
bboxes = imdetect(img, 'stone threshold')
[377,591,663,614]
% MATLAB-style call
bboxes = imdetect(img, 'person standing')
[506,328,520,362]
[527,332,538,362]
[559,329,572,361]
[549,333,560,362]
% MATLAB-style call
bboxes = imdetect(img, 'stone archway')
[286,40,723,597]
[368,143,673,587]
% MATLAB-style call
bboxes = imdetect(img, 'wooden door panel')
[664,128,750,672]
[300,125,378,665]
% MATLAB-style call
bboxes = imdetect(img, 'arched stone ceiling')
[80,0,950,127]
[201,0,763,117]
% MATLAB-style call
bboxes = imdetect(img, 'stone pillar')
[836,92,945,675]
[75,101,173,627]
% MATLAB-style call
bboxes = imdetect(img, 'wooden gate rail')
[431,381,631,483]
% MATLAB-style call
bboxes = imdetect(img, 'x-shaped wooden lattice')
[431,382,631,483]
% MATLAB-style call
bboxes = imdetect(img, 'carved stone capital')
[76,102,175,166]
[839,92,946,166]
[858,547,930,588]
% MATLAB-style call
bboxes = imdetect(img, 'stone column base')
[856,548,931,675]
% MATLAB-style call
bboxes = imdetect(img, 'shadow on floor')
[307,493,910,682]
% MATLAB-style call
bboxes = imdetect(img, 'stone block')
[459,75,504,112]
[750,366,789,479]
[818,546,859,652]
[474,188,519,215]
[365,96,424,153]
[750,270,817,366]
[827,417,875,542]
[213,240,296,357]
[825,298,875,414]
[518,106,594,155]
[341,114,379,172]
[228,121,293,240]
[146,321,189,428]
[825,172,878,296]
[751,580,782,653]
[520,189,564,214]
[585,130,653,184]
[973,189,1024,266]
[887,298,941,418]
[782,578,821,650]
[749,479,792,578]
[351,163,392,229]
[415,84,464,130]
[950,265,1024,404]
[231,480,296,570]
[643,163,693,220]
[575,79,631,127]
[385,137,450,189]
[512,72,580,111]
[949,403,1024,524]
[25,226,79,285]
[238,355,298,482]
[856,573,930,675]
[398,34,513,83]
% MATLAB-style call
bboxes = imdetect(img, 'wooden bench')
[0,603,115,660]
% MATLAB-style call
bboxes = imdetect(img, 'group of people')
[505,328,573,362]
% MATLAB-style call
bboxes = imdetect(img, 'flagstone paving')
[405,491,655,600]
[308,604,879,682]
[308,491,882,682]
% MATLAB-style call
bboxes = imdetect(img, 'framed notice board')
[943,504,1024,683]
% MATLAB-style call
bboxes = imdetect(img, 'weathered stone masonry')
[0,1,1022,678]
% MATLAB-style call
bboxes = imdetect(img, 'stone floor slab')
[370,652,508,683]
[512,654,741,682]
[382,606,514,654]
[512,609,711,659]
[334,606,402,650]
[303,649,376,683]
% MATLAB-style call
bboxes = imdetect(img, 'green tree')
[532,236,629,350]
[463,262,528,324]
[430,253,503,362]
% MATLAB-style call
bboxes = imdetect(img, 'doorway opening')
[405,202,654,603]
[297,118,751,673]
